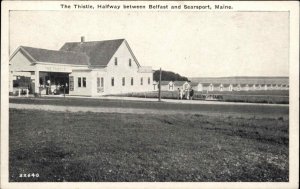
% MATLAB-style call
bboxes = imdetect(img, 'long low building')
[158,80,289,93]
[9,37,153,96]
[188,77,289,92]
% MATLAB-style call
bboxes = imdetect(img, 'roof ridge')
[63,38,125,44]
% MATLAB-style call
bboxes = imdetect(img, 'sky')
[9,11,289,77]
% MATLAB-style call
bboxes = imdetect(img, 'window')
[140,77,143,85]
[83,77,86,87]
[97,77,104,87]
[148,77,151,85]
[97,77,100,87]
[111,77,114,86]
[101,77,104,87]
[78,77,82,87]
[131,77,134,86]
[114,57,118,65]
[122,77,125,86]
[129,59,132,67]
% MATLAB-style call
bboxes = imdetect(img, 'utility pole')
[158,68,162,101]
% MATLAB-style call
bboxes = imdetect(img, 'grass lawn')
[109,90,289,104]
[9,108,288,182]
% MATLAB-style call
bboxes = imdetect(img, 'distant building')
[272,84,278,90]
[212,83,221,91]
[240,84,249,91]
[279,84,289,90]
[286,84,290,90]
[222,84,233,91]
[188,77,289,92]
[159,81,175,91]
[266,84,272,90]
[255,84,262,90]
[248,84,256,91]
[232,84,241,91]
[174,81,190,91]
[261,84,268,90]
[190,82,203,91]
[201,83,211,92]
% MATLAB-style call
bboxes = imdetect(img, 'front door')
[97,77,104,93]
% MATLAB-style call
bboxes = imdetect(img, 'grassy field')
[9,105,289,182]
[111,90,289,104]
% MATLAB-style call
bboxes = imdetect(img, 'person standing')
[178,88,183,100]
[190,87,194,100]
[186,88,190,100]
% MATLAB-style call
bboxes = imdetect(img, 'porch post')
[34,70,39,93]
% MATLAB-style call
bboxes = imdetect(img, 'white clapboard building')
[9,37,153,96]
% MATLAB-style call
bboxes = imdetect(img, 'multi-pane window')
[129,59,132,67]
[111,77,114,86]
[83,77,86,87]
[122,77,125,86]
[78,77,82,87]
[131,77,134,86]
[114,57,118,65]
[97,77,104,87]
[78,77,86,88]
[140,77,143,85]
[148,77,151,85]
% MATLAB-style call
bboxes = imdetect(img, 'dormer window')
[114,57,118,65]
[129,59,132,67]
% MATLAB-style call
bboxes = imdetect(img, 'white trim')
[71,69,92,72]
[9,46,36,62]
[35,61,88,67]
[124,40,141,67]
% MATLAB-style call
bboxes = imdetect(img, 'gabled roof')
[174,81,189,86]
[201,83,211,86]
[60,39,139,67]
[11,39,142,67]
[11,46,89,65]
[189,77,289,85]
[160,81,173,85]
[190,82,199,87]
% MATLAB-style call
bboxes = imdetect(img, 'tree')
[153,70,189,82]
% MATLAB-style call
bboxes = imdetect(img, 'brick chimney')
[81,36,85,43]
